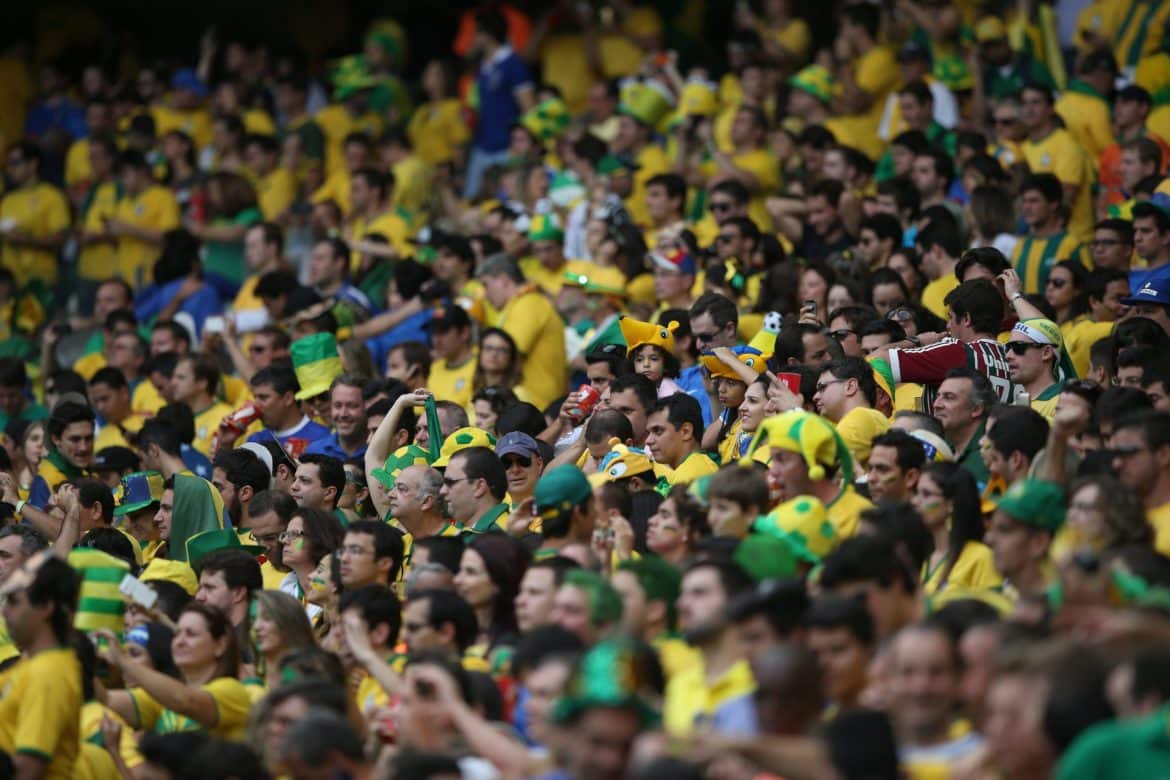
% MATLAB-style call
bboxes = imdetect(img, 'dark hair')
[412,589,479,653]
[250,364,300,397]
[869,430,926,472]
[466,533,531,643]
[339,584,402,647]
[859,501,932,576]
[649,394,703,440]
[944,279,1003,335]
[474,328,522,392]
[584,408,635,447]
[1134,201,1170,233]
[918,463,985,588]
[213,449,270,494]
[137,418,181,456]
[1019,172,1064,205]
[48,400,95,442]
[727,579,809,639]
[180,602,240,678]
[860,213,903,247]
[843,2,880,37]
[584,344,630,377]
[413,536,464,575]
[74,477,114,524]
[645,172,686,204]
[276,507,344,569]
[1114,410,1170,452]
[197,549,263,595]
[916,218,962,259]
[497,401,547,438]
[298,454,346,509]
[609,373,658,415]
[955,246,1011,282]
[684,558,754,602]
[690,292,739,332]
[820,535,916,595]
[451,447,508,502]
[822,356,878,407]
[390,341,433,382]
[346,520,406,583]
[986,406,1049,463]
[804,593,875,645]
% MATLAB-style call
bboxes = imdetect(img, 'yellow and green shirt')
[0,647,82,779]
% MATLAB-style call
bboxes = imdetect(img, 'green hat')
[332,60,378,101]
[752,495,836,563]
[527,213,564,243]
[788,65,837,104]
[520,97,571,146]
[534,465,593,520]
[291,333,343,401]
[554,638,661,726]
[371,444,432,490]
[113,471,165,517]
[995,479,1066,532]
[185,529,264,569]
[365,18,407,68]
[735,533,800,581]
[617,557,681,629]
[563,569,624,628]
[595,153,640,176]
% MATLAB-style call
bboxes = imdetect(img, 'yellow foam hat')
[432,427,497,468]
[589,438,658,487]
[752,495,838,561]
[619,79,675,129]
[679,79,718,117]
[699,349,767,382]
[620,317,677,356]
[747,410,854,483]
[139,557,198,596]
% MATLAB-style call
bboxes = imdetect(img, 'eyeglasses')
[442,476,471,488]
[828,329,856,342]
[815,379,845,393]
[1005,341,1046,355]
[709,201,734,213]
[278,530,306,543]
[502,455,533,469]
[1046,277,1067,289]
[694,331,719,344]
[716,233,737,244]
[886,307,915,323]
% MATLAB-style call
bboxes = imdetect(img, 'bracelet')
[1010,293,1024,303]
[14,499,26,515]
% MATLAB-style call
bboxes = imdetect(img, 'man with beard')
[211,448,272,528]
[306,375,369,460]
[664,558,758,737]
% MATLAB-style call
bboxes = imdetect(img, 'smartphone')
[801,299,817,316]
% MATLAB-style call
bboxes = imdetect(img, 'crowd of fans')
[1,0,1170,777]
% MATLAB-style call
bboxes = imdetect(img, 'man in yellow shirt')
[312,132,374,217]
[813,358,890,467]
[1066,266,1129,377]
[1056,52,1117,164]
[0,553,83,779]
[699,106,780,232]
[314,81,384,179]
[151,68,214,150]
[65,98,116,205]
[75,136,122,300]
[519,214,593,298]
[0,142,69,286]
[826,4,899,160]
[916,219,961,320]
[345,168,413,259]
[1020,84,1094,241]
[90,366,148,451]
[427,305,476,411]
[105,150,180,289]
[478,253,567,410]
[244,134,297,221]
[644,394,718,485]
[169,354,234,458]
[379,128,432,224]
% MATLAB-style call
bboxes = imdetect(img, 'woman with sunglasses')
[912,462,1002,595]
[1043,260,1089,335]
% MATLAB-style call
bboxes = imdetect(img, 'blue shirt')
[676,366,714,427]
[474,46,532,152]
[135,278,223,336]
[304,431,368,462]
[366,307,433,375]
[247,417,331,456]
[181,444,213,480]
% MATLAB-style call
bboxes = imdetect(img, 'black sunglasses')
[1005,341,1046,355]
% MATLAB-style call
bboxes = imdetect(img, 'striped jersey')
[889,338,1018,409]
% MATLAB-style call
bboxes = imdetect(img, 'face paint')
[295,538,306,552]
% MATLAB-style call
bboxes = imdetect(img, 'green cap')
[995,479,1065,531]
[534,465,593,519]
[735,534,800,582]
[527,213,564,243]
[595,154,640,176]
[185,529,264,569]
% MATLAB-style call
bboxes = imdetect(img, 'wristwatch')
[907,335,921,347]
[1010,293,1024,303]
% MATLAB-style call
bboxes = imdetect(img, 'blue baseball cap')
[495,431,542,460]
[171,68,209,98]
[1122,276,1170,307]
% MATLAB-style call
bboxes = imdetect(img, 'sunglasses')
[1005,341,1046,355]
[502,455,533,469]
[1046,277,1067,289]
[716,233,737,244]
[828,329,855,342]
[886,308,915,323]
[709,201,734,213]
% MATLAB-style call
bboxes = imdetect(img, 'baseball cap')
[650,247,696,276]
[534,464,593,517]
[171,68,209,98]
[1122,276,1170,307]
[93,446,140,474]
[995,479,1065,531]
[495,431,542,460]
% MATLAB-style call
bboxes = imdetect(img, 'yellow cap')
[747,410,854,483]
[699,349,766,382]
[432,427,497,468]
[139,558,198,596]
[620,317,677,356]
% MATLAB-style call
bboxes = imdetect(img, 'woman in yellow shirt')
[98,602,252,741]
[407,60,470,167]
[913,463,1003,596]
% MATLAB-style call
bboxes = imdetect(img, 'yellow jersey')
[313,105,383,178]
[255,168,297,221]
[0,181,70,285]
[312,169,353,215]
[826,45,900,159]
[192,401,234,457]
[1022,128,1094,241]
[0,647,82,779]
[490,287,567,410]
[428,354,476,410]
[1135,52,1170,142]
[625,144,672,229]
[153,105,214,149]
[835,406,890,467]
[1150,501,1170,559]
[390,154,433,221]
[129,676,251,741]
[1065,318,1113,378]
[826,485,873,540]
[114,185,180,288]
[1010,229,1087,294]
[922,540,1003,595]
[663,658,755,737]
[407,99,471,165]
[1111,0,1170,70]
[1054,80,1115,160]
[65,137,93,192]
[921,274,959,320]
[78,181,121,281]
